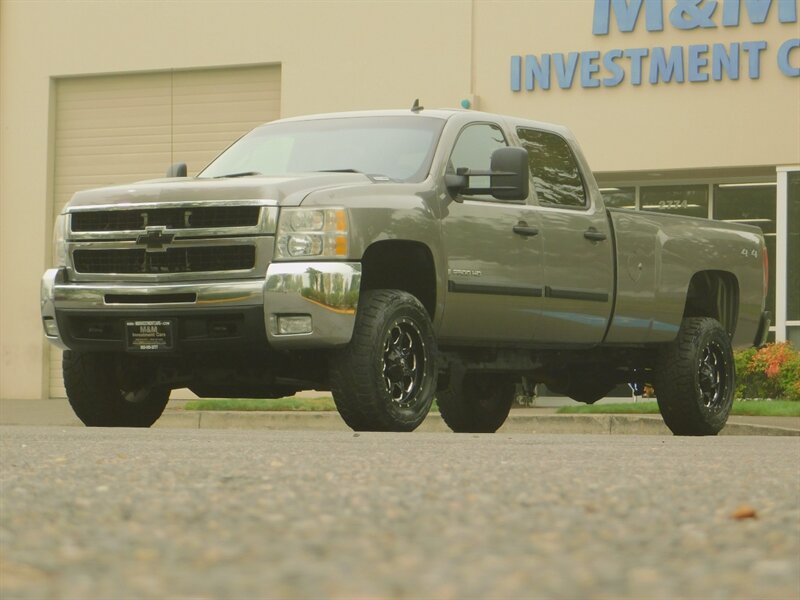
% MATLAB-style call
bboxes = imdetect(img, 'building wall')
[1,0,798,399]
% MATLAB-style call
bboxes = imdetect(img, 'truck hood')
[64,172,373,211]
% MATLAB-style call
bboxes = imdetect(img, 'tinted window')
[199,116,445,183]
[449,123,507,197]
[517,128,586,207]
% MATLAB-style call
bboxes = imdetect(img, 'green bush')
[735,342,800,401]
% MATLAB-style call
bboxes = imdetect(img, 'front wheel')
[654,317,735,436]
[330,290,437,432]
[436,372,515,433]
[63,351,170,427]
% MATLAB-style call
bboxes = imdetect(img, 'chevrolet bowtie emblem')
[136,227,175,252]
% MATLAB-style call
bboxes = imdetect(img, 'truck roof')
[262,108,572,138]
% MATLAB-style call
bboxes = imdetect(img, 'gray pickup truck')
[41,107,770,435]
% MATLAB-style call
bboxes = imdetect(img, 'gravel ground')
[1,426,798,599]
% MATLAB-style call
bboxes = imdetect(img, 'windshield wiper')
[214,171,262,179]
[315,169,362,174]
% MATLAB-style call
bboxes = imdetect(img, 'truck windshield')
[198,116,445,183]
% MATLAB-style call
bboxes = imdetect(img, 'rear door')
[516,127,613,345]
[438,122,545,345]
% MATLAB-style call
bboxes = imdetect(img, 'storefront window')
[787,171,800,348]
[713,183,777,318]
[640,185,708,218]
[788,172,799,323]
[600,187,636,209]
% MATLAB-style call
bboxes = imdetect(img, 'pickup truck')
[41,106,771,435]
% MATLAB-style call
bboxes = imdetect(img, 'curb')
[152,411,800,436]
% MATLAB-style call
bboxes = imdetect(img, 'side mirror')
[444,147,530,202]
[166,162,187,178]
[489,147,529,201]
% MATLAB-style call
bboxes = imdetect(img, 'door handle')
[584,228,607,242]
[513,223,539,237]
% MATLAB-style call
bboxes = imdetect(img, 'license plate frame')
[125,319,174,352]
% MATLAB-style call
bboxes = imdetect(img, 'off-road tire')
[654,317,735,436]
[436,372,515,433]
[63,351,170,427]
[329,289,437,432]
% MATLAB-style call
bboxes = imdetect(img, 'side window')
[517,128,587,208]
[449,123,507,199]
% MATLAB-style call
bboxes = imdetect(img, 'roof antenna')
[411,98,424,113]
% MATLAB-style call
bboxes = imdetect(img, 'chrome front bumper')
[41,262,361,350]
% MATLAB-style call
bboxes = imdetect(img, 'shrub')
[735,342,800,401]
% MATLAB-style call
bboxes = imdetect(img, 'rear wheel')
[63,351,170,427]
[654,317,734,436]
[330,290,437,432]
[437,372,515,433]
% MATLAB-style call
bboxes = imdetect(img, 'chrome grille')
[71,206,261,232]
[73,246,256,274]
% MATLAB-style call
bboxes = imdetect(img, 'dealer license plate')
[125,320,174,351]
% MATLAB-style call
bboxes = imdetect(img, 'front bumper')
[41,262,361,352]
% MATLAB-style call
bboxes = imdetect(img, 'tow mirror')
[489,147,529,201]
[445,147,530,201]
[166,162,187,178]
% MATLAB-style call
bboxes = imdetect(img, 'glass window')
[640,185,708,218]
[198,116,445,183]
[601,187,636,209]
[788,172,800,321]
[517,128,587,208]
[449,123,508,196]
[713,183,777,318]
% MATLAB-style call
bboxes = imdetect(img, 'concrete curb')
[2,399,797,435]
[151,410,800,436]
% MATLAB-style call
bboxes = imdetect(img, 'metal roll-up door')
[49,65,281,398]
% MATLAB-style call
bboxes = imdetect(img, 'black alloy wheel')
[330,289,437,432]
[655,317,735,436]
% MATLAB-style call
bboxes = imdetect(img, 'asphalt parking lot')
[1,426,798,599]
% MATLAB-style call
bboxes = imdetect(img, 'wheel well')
[360,240,436,318]
[683,271,739,337]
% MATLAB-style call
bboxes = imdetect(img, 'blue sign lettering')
[669,0,717,30]
[742,40,767,78]
[623,48,650,85]
[711,42,740,80]
[593,0,664,34]
[554,53,580,88]
[722,0,798,26]
[603,49,627,86]
[687,44,710,81]
[526,54,551,90]
[594,0,797,33]
[650,46,686,83]
[511,1,798,92]
[778,38,800,75]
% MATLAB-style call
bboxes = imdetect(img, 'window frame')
[447,121,524,205]
[516,126,590,211]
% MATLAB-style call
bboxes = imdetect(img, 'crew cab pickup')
[42,107,771,435]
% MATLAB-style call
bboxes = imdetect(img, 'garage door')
[49,65,281,398]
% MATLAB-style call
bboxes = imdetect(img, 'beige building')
[1,0,798,400]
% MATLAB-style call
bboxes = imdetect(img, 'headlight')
[53,214,68,267]
[275,208,349,259]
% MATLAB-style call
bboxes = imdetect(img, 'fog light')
[43,317,59,337]
[277,315,312,335]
